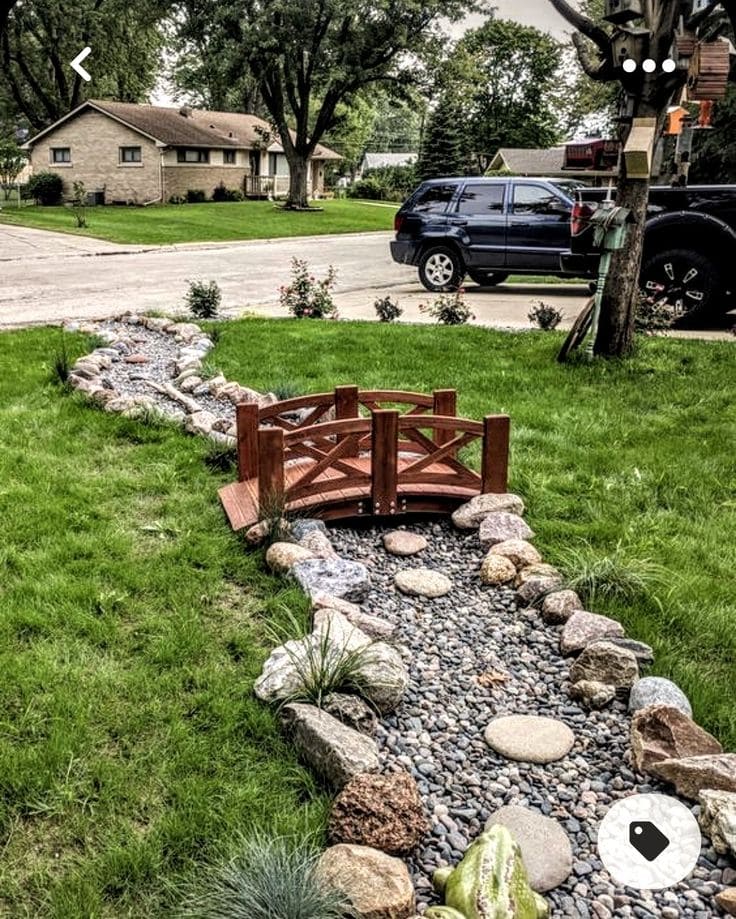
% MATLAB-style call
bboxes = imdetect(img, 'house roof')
[24,100,341,160]
[488,147,567,176]
[361,152,418,170]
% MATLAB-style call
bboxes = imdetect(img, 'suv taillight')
[394,212,406,234]
[571,201,594,236]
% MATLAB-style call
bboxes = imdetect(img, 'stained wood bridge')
[218,386,510,531]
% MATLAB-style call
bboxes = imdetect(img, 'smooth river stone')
[394,567,452,598]
[485,805,573,893]
[484,714,575,764]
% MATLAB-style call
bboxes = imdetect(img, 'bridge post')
[334,385,360,457]
[433,389,457,457]
[371,409,399,515]
[258,426,285,515]
[236,402,260,482]
[481,414,510,494]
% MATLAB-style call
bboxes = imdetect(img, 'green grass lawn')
[0,329,325,917]
[0,199,395,246]
[209,318,736,750]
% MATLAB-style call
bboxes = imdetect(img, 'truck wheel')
[467,270,510,287]
[641,249,722,317]
[418,247,464,292]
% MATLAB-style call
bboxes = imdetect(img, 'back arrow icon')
[70,47,92,82]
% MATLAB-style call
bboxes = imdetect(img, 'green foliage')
[71,180,87,228]
[186,189,207,204]
[49,331,71,386]
[279,258,338,319]
[177,833,354,919]
[348,164,417,201]
[528,300,563,331]
[212,183,244,202]
[27,170,63,205]
[348,176,384,199]
[203,440,238,473]
[417,92,470,179]
[186,280,222,320]
[270,382,304,400]
[690,85,736,184]
[420,290,474,325]
[559,542,670,607]
[374,296,403,322]
[0,139,26,198]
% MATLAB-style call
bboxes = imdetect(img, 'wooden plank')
[481,414,510,493]
[432,389,457,453]
[236,402,260,482]
[371,410,399,515]
[335,385,360,457]
[258,426,285,513]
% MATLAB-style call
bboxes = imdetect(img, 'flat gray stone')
[560,610,625,655]
[291,557,370,602]
[290,518,328,540]
[383,530,428,557]
[629,676,691,716]
[478,512,534,548]
[452,493,525,529]
[484,714,575,764]
[394,568,452,598]
[485,805,573,893]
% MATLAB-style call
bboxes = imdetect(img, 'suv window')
[412,183,457,214]
[457,184,505,216]
[513,184,566,215]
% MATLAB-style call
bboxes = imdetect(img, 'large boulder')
[485,805,572,893]
[650,754,736,800]
[317,843,416,919]
[540,590,582,624]
[291,557,370,602]
[478,512,535,548]
[628,676,692,717]
[488,539,541,569]
[560,610,625,655]
[265,541,315,573]
[312,593,395,640]
[329,771,429,855]
[630,704,723,774]
[698,790,736,857]
[569,641,639,690]
[452,493,525,530]
[281,703,379,789]
[356,642,409,714]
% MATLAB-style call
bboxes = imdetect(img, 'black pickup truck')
[563,185,736,316]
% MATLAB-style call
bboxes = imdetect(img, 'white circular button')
[597,794,701,890]
[643,58,657,73]
[623,59,637,73]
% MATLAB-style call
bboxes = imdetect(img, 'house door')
[249,151,261,176]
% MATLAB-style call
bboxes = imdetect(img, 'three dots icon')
[623,58,677,73]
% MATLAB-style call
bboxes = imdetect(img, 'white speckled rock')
[394,568,452,598]
[291,557,371,602]
[628,677,692,717]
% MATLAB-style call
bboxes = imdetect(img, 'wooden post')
[371,410,398,515]
[481,414,510,494]
[334,385,359,457]
[258,426,285,515]
[236,402,260,482]
[433,388,457,455]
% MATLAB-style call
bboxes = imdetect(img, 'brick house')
[23,100,341,204]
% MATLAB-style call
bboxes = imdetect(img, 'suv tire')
[467,270,509,287]
[418,246,464,292]
[641,248,722,317]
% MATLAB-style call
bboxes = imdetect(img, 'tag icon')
[629,821,670,862]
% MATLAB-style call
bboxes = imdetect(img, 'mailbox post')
[585,202,633,359]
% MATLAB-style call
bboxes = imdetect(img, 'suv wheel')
[467,270,509,287]
[419,247,464,292]
[641,249,721,317]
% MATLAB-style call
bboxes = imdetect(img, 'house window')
[223,150,236,164]
[268,153,289,176]
[119,146,142,164]
[51,147,71,164]
[177,148,209,163]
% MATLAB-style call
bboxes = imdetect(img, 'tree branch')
[547,0,611,52]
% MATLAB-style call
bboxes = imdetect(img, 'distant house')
[22,100,341,204]
[487,145,619,180]
[357,151,418,178]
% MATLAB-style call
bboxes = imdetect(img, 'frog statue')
[424,825,549,919]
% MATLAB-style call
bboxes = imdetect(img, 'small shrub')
[177,833,354,919]
[71,180,88,228]
[279,258,338,319]
[212,182,244,202]
[528,299,563,330]
[185,279,221,319]
[186,189,207,203]
[374,295,403,323]
[347,177,383,200]
[27,171,63,205]
[634,290,674,334]
[420,289,474,325]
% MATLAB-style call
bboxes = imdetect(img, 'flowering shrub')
[419,289,474,325]
[374,295,403,323]
[280,258,338,319]
[528,299,563,330]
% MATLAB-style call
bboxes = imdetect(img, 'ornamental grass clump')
[419,289,474,325]
[177,833,354,919]
[280,257,338,318]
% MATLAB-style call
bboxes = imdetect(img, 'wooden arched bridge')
[218,386,510,531]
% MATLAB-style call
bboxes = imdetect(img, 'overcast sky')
[459,0,573,38]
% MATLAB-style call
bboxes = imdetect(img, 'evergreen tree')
[417,94,469,180]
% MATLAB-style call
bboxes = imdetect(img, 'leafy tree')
[417,92,469,179]
[184,0,474,209]
[0,139,26,199]
[1,0,168,131]
[549,0,736,357]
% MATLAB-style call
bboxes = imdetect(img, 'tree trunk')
[285,153,310,209]
[593,172,650,357]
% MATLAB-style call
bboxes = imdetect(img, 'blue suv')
[390,176,585,291]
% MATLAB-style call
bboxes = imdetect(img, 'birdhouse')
[674,30,697,64]
[624,117,657,179]
[612,28,651,69]
[603,0,644,25]
[687,40,730,100]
